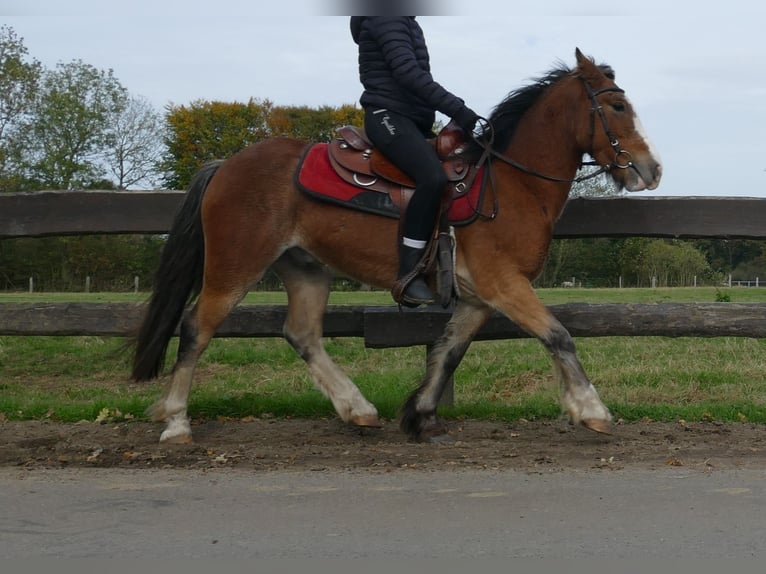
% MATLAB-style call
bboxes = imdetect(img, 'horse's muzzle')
[624,158,662,191]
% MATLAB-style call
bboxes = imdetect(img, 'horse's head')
[574,48,662,191]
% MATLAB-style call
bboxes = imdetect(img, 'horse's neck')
[502,94,583,212]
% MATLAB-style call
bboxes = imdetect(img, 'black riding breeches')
[364,108,446,242]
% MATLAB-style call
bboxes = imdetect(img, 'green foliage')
[0,235,164,291]
[629,239,712,287]
[539,238,623,287]
[538,238,716,288]
[0,25,42,192]
[695,239,763,274]
[715,288,732,302]
[18,60,128,189]
[0,26,166,192]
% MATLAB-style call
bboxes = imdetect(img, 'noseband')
[474,77,633,185]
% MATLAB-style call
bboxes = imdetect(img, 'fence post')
[134,276,139,293]
[28,277,33,293]
[618,276,622,288]
[85,276,91,293]
[729,274,732,288]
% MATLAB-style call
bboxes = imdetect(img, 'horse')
[131,49,662,444]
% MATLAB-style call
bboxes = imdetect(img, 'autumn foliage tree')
[162,99,363,189]
[161,99,274,190]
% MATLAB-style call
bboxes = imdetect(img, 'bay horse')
[132,49,662,444]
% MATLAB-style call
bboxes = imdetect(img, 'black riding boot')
[395,244,434,307]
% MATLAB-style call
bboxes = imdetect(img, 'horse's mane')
[469,60,615,155]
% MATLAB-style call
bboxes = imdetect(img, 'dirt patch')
[2,417,765,472]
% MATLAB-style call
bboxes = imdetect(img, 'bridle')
[474,77,634,185]
[582,79,634,175]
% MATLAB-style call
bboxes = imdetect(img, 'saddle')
[295,123,488,307]
[327,121,480,213]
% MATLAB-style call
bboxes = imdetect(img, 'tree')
[537,165,625,286]
[538,238,623,287]
[161,100,364,190]
[19,60,126,189]
[161,98,274,189]
[0,26,41,191]
[620,239,712,287]
[570,166,625,198]
[269,104,364,142]
[103,94,164,189]
[694,239,763,275]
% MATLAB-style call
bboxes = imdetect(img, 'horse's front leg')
[400,300,494,441]
[545,322,612,433]
[487,278,612,433]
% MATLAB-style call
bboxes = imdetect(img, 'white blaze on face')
[629,97,662,166]
[627,96,663,189]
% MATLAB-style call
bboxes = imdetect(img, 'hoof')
[350,414,383,428]
[415,422,449,443]
[159,431,193,444]
[427,432,454,444]
[581,418,613,435]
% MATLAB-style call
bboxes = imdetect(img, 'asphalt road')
[1,467,765,558]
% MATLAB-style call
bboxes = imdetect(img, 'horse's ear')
[574,47,601,81]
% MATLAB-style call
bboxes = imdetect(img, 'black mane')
[469,61,615,155]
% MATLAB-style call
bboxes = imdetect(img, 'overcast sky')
[4,0,766,197]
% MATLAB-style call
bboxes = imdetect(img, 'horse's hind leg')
[400,299,494,441]
[272,249,380,427]
[147,286,247,443]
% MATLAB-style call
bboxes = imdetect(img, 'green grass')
[3,285,766,304]
[1,287,766,424]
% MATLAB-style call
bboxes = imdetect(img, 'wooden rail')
[2,302,765,346]
[2,191,766,239]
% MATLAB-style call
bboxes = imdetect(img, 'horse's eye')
[612,101,626,113]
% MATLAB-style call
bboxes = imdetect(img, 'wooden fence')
[2,191,766,345]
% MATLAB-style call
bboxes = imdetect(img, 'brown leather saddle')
[327,121,480,213]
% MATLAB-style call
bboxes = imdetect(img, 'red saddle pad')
[295,143,486,226]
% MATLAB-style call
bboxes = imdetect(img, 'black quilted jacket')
[350,16,469,129]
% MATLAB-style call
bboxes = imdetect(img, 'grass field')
[1,287,766,424]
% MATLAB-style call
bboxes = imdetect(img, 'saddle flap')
[370,153,415,188]
[329,138,375,177]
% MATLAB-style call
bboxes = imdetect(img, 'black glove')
[453,107,479,134]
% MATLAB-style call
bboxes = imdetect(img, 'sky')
[4,0,766,197]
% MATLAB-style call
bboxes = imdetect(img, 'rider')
[350,16,479,306]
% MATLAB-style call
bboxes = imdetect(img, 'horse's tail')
[131,160,223,382]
